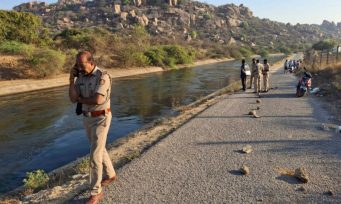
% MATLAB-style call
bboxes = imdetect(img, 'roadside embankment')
[0,58,232,97]
[310,63,341,120]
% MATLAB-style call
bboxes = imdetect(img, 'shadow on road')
[228,170,243,176]
[261,93,296,98]
[276,175,301,185]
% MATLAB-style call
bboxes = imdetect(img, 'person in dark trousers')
[240,59,247,91]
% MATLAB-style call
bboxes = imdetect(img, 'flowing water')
[0,55,285,193]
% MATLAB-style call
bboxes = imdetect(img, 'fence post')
[320,51,323,68]
[337,45,340,62]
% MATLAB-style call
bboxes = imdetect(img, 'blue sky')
[1,0,341,24]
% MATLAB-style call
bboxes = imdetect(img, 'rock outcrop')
[12,0,341,47]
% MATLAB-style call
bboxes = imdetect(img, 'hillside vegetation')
[1,0,341,79]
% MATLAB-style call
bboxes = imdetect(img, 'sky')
[1,0,341,25]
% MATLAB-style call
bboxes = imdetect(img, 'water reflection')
[0,55,285,193]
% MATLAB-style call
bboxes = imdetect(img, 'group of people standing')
[284,59,300,74]
[240,58,270,93]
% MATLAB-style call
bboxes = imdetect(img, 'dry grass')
[301,62,341,121]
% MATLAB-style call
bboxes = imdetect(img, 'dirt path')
[0,58,231,97]
[70,58,341,203]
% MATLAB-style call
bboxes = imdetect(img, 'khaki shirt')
[251,63,257,76]
[75,66,111,112]
[263,63,270,75]
[254,63,263,77]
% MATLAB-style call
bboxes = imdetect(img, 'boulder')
[129,10,136,18]
[226,18,241,27]
[114,3,121,14]
[240,165,250,175]
[134,0,142,7]
[242,145,253,154]
[294,167,309,183]
[120,12,128,21]
[136,14,149,26]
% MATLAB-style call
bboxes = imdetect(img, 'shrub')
[62,48,78,72]
[229,48,243,59]
[206,46,228,58]
[0,41,35,56]
[54,28,108,53]
[240,21,249,29]
[190,31,198,39]
[23,170,49,190]
[122,0,132,5]
[163,45,194,64]
[203,13,213,20]
[27,48,66,78]
[312,39,336,51]
[131,52,151,67]
[144,47,167,67]
[163,57,177,68]
[75,157,90,174]
[239,47,253,58]
[117,46,150,68]
[144,45,195,68]
[259,49,269,58]
[278,46,292,55]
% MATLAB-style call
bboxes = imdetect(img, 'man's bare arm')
[69,79,79,103]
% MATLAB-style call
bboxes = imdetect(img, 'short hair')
[256,59,260,63]
[76,51,94,63]
[252,58,256,61]
[242,59,245,63]
[264,59,268,63]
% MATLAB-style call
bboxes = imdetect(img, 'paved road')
[75,64,341,203]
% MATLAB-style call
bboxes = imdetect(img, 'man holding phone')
[69,51,116,204]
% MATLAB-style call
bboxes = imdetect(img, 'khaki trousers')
[249,74,254,88]
[263,73,269,91]
[83,112,116,195]
[253,75,261,93]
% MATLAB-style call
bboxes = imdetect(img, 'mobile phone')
[72,64,80,77]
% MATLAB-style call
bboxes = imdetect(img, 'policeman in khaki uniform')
[262,59,270,92]
[69,51,116,204]
[253,59,263,93]
[249,58,256,89]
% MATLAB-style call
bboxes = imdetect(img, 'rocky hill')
[13,0,341,51]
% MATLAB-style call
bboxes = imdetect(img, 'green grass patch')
[126,150,141,161]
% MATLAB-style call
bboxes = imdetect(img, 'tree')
[0,11,42,44]
[312,39,336,51]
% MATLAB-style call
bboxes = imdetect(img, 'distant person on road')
[284,59,288,74]
[296,60,300,70]
[253,59,263,93]
[69,51,116,204]
[262,59,270,92]
[249,58,256,89]
[240,59,248,91]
